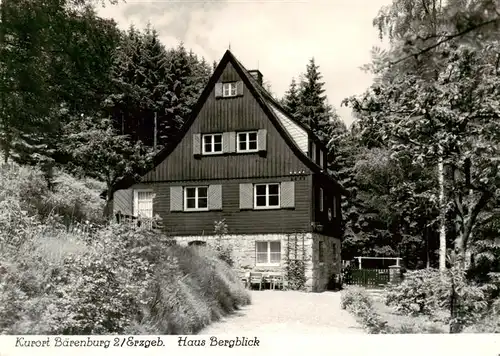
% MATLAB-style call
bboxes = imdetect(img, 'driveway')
[199,290,365,334]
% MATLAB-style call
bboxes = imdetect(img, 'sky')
[96,0,393,127]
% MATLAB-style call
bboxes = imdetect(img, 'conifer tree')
[297,58,334,145]
[282,78,300,119]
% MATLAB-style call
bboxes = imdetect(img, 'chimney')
[248,70,263,86]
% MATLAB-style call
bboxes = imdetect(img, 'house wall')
[141,62,310,182]
[175,232,341,292]
[123,175,312,236]
[312,174,342,238]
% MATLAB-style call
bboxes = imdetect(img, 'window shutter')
[236,81,244,96]
[222,132,236,153]
[228,131,236,153]
[239,183,253,209]
[280,181,295,208]
[257,129,267,152]
[193,134,201,156]
[215,83,223,98]
[170,186,183,212]
[208,185,222,210]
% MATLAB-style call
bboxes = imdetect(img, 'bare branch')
[389,18,500,67]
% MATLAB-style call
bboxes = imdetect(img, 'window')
[255,241,281,266]
[202,134,223,155]
[319,188,324,212]
[332,242,337,261]
[319,150,324,167]
[333,195,337,218]
[237,131,258,152]
[319,241,325,263]
[254,183,280,209]
[310,142,316,161]
[134,190,154,218]
[222,82,237,97]
[184,186,208,211]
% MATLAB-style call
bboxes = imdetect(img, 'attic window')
[223,82,237,97]
[237,131,258,153]
[202,133,223,155]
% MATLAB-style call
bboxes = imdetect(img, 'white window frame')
[202,133,223,155]
[319,188,324,212]
[133,189,155,218]
[222,82,237,97]
[254,183,280,209]
[255,241,281,267]
[237,131,259,153]
[184,186,209,212]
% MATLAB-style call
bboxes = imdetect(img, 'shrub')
[385,268,448,317]
[385,267,495,331]
[0,164,250,335]
[341,287,388,334]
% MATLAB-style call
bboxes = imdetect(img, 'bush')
[341,287,388,334]
[384,267,495,331]
[0,164,250,335]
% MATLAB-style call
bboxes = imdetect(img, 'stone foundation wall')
[310,233,342,292]
[175,233,340,292]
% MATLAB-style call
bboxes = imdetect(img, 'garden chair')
[249,272,263,290]
[269,273,284,290]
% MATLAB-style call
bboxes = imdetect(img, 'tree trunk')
[103,184,114,219]
[438,157,447,272]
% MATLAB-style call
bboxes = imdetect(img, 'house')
[111,50,346,292]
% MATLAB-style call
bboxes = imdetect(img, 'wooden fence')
[343,268,391,287]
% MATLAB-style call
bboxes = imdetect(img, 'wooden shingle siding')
[113,189,133,215]
[152,176,311,236]
[269,103,308,154]
[141,62,310,182]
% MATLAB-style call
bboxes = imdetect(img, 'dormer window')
[223,82,237,97]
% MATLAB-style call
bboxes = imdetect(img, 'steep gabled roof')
[113,50,346,194]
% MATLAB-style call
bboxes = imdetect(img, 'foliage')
[61,114,153,214]
[104,29,212,149]
[281,58,342,146]
[283,233,307,291]
[340,287,389,334]
[343,0,500,262]
[0,163,250,335]
[213,219,234,267]
[0,0,120,165]
[384,266,497,332]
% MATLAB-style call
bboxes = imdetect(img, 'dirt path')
[199,291,365,334]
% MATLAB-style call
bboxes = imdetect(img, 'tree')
[0,0,120,165]
[282,78,300,119]
[296,58,335,144]
[344,0,500,267]
[61,115,153,217]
